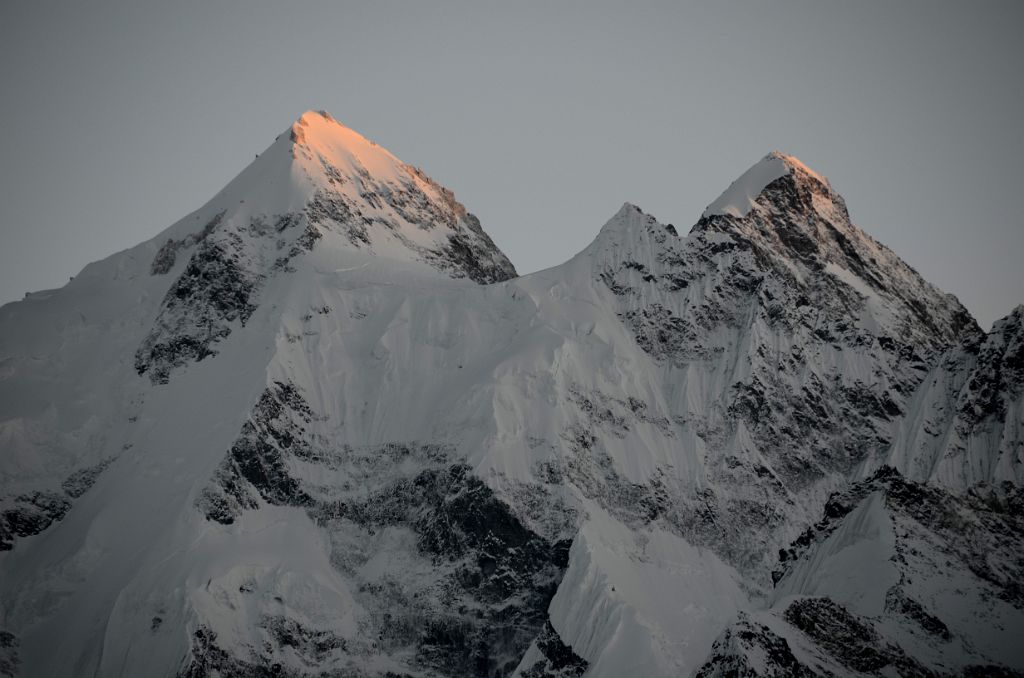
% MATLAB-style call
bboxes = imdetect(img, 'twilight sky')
[1,1,1021,328]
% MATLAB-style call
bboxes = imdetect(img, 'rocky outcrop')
[0,458,112,551]
[890,305,1024,489]
[193,382,576,677]
[135,212,319,384]
[782,598,930,676]
[696,615,830,677]
[0,631,19,678]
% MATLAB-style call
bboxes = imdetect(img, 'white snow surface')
[702,152,789,218]
[548,504,747,677]
[0,116,1021,677]
[773,491,899,617]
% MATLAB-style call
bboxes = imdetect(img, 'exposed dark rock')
[783,598,933,677]
[306,190,369,246]
[261,616,348,666]
[431,226,517,284]
[785,598,886,673]
[1,491,71,551]
[315,464,572,676]
[885,587,951,641]
[956,307,1024,431]
[136,239,259,384]
[150,211,225,275]
[197,382,572,676]
[622,303,697,362]
[567,384,672,438]
[304,164,516,285]
[178,626,301,678]
[197,382,315,523]
[0,458,116,551]
[696,615,826,677]
[519,622,587,678]
[138,206,326,384]
[0,630,19,678]
[151,239,181,276]
[61,458,113,498]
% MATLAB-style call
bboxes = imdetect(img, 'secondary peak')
[702,151,831,220]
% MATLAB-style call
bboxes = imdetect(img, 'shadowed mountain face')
[0,116,1020,677]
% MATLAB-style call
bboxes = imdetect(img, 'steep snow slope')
[702,154,788,219]
[0,117,1021,678]
[887,305,1024,490]
[699,468,1024,676]
[0,108,517,541]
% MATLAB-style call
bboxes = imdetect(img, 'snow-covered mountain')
[0,112,1021,678]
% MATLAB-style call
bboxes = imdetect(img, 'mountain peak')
[286,110,409,185]
[768,151,831,189]
[131,110,516,383]
[702,151,831,220]
[290,110,397,164]
[289,109,337,143]
[288,109,363,144]
[585,202,679,259]
[170,109,516,286]
[692,151,981,351]
[611,202,654,222]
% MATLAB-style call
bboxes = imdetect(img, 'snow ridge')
[702,152,790,219]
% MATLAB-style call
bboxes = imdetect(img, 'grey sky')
[1,1,1021,329]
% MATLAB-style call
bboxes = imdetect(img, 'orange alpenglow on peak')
[285,109,407,183]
